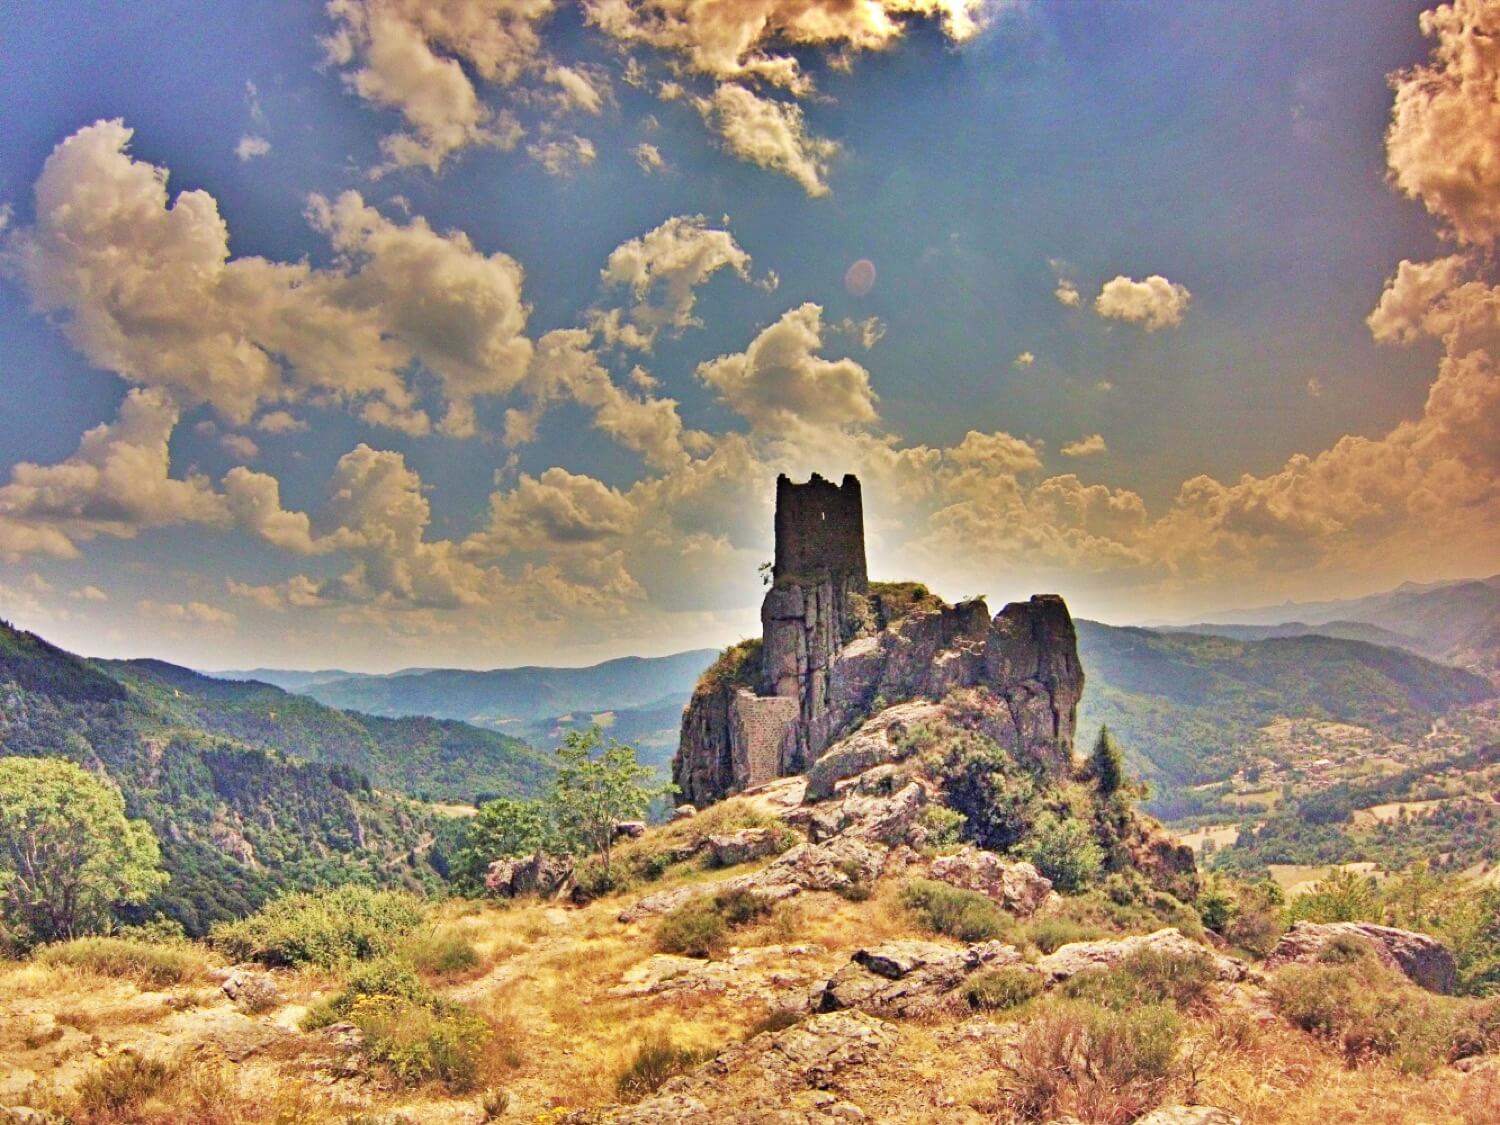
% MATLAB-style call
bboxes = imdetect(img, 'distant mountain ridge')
[1169,575,1500,677]
[250,649,720,732]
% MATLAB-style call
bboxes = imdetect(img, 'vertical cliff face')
[672,475,1086,807]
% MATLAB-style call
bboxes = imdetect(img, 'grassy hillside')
[1076,621,1494,788]
[294,649,717,729]
[105,659,554,804]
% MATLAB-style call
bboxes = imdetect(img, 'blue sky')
[1,0,1496,670]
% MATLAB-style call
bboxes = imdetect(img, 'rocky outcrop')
[816,939,1023,1018]
[1036,928,1248,985]
[601,1010,898,1124]
[1265,921,1457,993]
[484,851,574,898]
[927,848,1054,917]
[612,945,827,1004]
[803,701,943,800]
[707,827,791,867]
[673,474,1085,806]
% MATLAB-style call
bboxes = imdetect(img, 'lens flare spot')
[844,258,877,297]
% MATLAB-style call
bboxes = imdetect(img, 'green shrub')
[37,936,205,987]
[1021,812,1104,893]
[915,805,967,850]
[1001,1000,1181,1123]
[210,886,425,969]
[615,1032,714,1102]
[347,994,492,1091]
[406,930,481,977]
[655,888,773,958]
[924,732,1038,852]
[1269,956,1479,1074]
[655,899,725,958]
[965,966,1043,1011]
[304,956,433,1029]
[1020,916,1104,954]
[899,878,1013,942]
[1059,946,1217,1011]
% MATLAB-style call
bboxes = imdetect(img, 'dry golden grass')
[0,845,1495,1123]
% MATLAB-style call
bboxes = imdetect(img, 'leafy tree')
[551,727,672,877]
[452,797,557,892]
[1088,725,1126,795]
[0,757,167,947]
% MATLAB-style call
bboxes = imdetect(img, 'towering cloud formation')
[592,214,754,350]
[696,303,879,433]
[0,389,225,559]
[323,0,552,171]
[1385,0,1500,244]
[4,121,535,436]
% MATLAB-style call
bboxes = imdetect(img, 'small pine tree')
[1089,725,1126,795]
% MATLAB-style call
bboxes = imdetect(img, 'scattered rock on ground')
[599,1011,897,1124]
[1265,921,1457,993]
[612,945,826,1004]
[1037,928,1247,985]
[670,804,697,822]
[816,939,1024,1017]
[1134,1108,1242,1125]
[750,835,888,895]
[927,848,1053,917]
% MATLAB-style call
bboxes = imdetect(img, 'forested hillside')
[105,659,553,803]
[1076,621,1494,787]
[0,620,548,934]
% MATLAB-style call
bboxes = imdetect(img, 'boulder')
[707,827,788,867]
[928,848,1053,917]
[220,970,279,1010]
[1265,921,1457,994]
[670,804,698,822]
[816,939,1024,1018]
[1037,928,1247,985]
[485,851,574,898]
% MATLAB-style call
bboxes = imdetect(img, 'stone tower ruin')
[771,472,867,589]
[673,473,1084,807]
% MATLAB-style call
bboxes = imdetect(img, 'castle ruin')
[673,473,1085,807]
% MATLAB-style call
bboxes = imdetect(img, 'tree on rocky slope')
[1088,725,1126,795]
[0,757,167,947]
[552,727,672,878]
